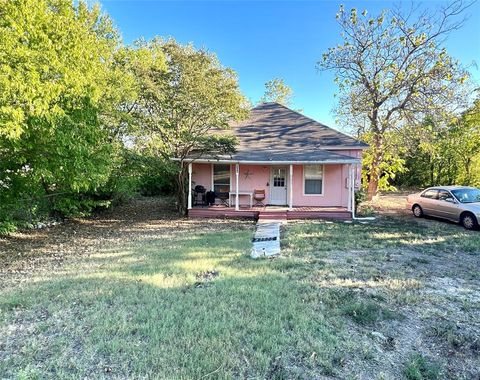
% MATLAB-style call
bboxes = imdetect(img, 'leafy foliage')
[319,2,471,197]
[395,98,480,188]
[130,38,248,214]
[103,150,176,199]
[259,78,294,106]
[0,0,128,230]
[0,1,247,231]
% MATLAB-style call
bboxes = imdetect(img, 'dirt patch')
[0,197,253,290]
[283,193,480,379]
[195,270,219,282]
[1,194,478,379]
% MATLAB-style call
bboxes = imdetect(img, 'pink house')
[186,103,367,219]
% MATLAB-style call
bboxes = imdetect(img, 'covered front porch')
[188,204,352,220]
[186,157,361,220]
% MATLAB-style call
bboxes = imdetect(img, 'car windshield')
[451,188,480,204]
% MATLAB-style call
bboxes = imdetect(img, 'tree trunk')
[430,160,435,187]
[465,158,471,185]
[175,163,188,216]
[367,177,379,201]
[366,131,382,201]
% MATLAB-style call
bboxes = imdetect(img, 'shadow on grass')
[2,205,478,379]
[0,217,358,379]
[283,216,480,255]
[1,270,345,379]
[0,218,421,380]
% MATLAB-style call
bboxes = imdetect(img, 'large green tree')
[259,77,294,106]
[396,96,480,188]
[130,39,248,214]
[318,2,470,198]
[458,96,480,185]
[0,0,126,228]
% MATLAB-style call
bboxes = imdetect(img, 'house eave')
[322,146,369,150]
[171,157,361,165]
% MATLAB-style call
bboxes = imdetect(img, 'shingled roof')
[192,102,367,164]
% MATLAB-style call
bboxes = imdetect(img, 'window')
[438,190,454,201]
[304,165,323,195]
[451,188,480,203]
[213,164,230,193]
[421,189,439,199]
[272,168,286,187]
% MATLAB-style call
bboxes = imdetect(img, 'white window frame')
[302,164,324,196]
[211,163,232,192]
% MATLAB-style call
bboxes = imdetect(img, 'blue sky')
[99,0,480,129]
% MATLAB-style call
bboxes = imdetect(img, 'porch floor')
[188,205,352,220]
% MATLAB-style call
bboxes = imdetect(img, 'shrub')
[341,300,395,325]
[354,189,367,209]
[52,195,111,217]
[99,150,176,201]
[404,353,442,380]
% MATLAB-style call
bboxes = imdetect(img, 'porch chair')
[253,189,266,207]
[216,191,230,207]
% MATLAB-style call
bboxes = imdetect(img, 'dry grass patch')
[1,195,479,379]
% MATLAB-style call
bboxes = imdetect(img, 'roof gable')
[231,102,368,151]
[184,102,367,163]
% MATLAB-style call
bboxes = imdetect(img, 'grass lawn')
[1,196,479,379]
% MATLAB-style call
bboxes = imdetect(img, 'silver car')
[406,186,480,230]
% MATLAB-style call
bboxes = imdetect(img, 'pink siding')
[191,163,211,189]
[191,148,363,208]
[291,164,346,207]
[337,149,363,188]
[231,164,271,204]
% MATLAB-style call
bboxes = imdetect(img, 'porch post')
[351,164,355,214]
[347,164,352,212]
[289,164,293,210]
[235,163,239,211]
[187,162,192,210]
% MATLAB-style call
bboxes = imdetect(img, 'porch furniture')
[205,191,216,206]
[216,191,230,207]
[193,185,206,206]
[184,103,367,217]
[229,191,253,208]
[253,189,266,207]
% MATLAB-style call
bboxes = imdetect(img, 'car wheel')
[460,213,478,230]
[412,204,423,218]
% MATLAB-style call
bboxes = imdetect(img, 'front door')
[270,167,287,205]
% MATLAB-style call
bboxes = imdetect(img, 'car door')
[420,189,439,215]
[436,190,461,220]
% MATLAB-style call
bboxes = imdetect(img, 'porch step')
[258,211,287,221]
[287,211,351,220]
[258,211,288,215]
[258,215,287,220]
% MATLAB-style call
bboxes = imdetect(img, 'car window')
[421,189,439,199]
[438,190,453,201]
[451,188,480,203]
